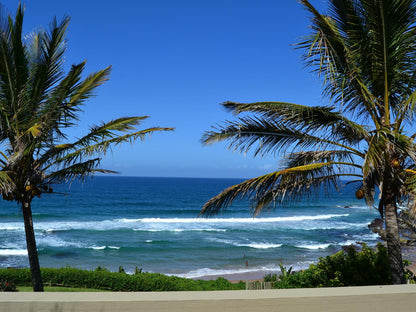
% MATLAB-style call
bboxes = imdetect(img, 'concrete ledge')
[1,285,416,312]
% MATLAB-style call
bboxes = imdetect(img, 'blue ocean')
[0,177,380,279]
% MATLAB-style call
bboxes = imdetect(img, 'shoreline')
[192,245,416,282]
[195,270,270,282]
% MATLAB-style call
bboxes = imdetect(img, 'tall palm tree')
[201,0,416,284]
[0,5,173,291]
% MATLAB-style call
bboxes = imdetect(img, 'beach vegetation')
[0,279,17,292]
[0,267,245,292]
[16,286,105,292]
[268,244,391,288]
[0,4,173,291]
[201,0,416,284]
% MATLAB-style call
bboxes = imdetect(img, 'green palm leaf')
[203,115,363,157]
[202,0,416,285]
[0,5,173,291]
[223,101,369,144]
[201,162,359,216]
[44,158,115,183]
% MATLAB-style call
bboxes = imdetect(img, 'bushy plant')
[0,267,244,291]
[0,280,17,292]
[272,244,391,288]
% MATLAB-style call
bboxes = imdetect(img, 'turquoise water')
[0,177,380,278]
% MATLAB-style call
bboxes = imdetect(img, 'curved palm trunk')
[383,190,406,284]
[22,200,44,292]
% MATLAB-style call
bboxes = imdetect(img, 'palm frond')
[38,118,173,168]
[44,158,115,184]
[200,162,358,216]
[29,15,69,106]
[34,64,112,142]
[0,171,14,194]
[37,61,87,132]
[298,0,383,126]
[9,4,28,95]
[222,101,369,144]
[284,150,358,168]
[57,127,172,167]
[203,116,363,157]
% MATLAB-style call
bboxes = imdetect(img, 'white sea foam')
[295,239,374,250]
[90,245,121,250]
[91,246,106,250]
[0,223,24,231]
[0,226,22,231]
[301,221,370,231]
[352,233,380,240]
[209,238,282,249]
[339,240,363,246]
[296,243,331,250]
[120,214,349,224]
[133,228,227,232]
[37,236,85,249]
[172,266,279,279]
[0,214,349,234]
[0,249,27,256]
[242,243,283,249]
[172,262,313,279]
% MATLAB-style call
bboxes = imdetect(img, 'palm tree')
[0,5,173,291]
[201,0,416,284]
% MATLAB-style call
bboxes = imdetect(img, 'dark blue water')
[0,177,380,279]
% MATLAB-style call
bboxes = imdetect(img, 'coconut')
[391,159,400,169]
[355,189,364,199]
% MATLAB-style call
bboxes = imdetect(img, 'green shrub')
[0,279,17,292]
[272,244,391,288]
[0,267,245,291]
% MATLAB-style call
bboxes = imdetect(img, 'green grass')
[17,286,106,292]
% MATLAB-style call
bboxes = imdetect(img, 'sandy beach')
[196,270,270,282]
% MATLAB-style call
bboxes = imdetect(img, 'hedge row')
[0,267,245,291]
[265,244,405,288]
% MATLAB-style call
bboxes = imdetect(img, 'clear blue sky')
[4,0,327,178]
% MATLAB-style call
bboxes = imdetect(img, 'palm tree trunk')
[384,192,406,284]
[22,200,44,292]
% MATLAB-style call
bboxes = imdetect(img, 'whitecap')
[171,262,314,279]
[351,233,380,240]
[241,243,282,249]
[91,246,106,250]
[108,246,120,250]
[296,243,330,250]
[0,223,24,231]
[129,214,349,224]
[0,249,27,256]
[172,265,279,279]
[0,214,350,234]
[133,228,227,233]
[208,238,282,249]
[0,226,22,231]
[37,236,84,249]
